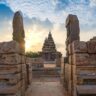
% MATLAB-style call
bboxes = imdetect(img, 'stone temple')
[40,32,62,66]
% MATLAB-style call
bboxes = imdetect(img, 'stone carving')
[13,11,25,54]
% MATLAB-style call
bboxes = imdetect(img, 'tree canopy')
[26,52,41,58]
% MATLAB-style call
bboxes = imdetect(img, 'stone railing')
[0,40,32,96]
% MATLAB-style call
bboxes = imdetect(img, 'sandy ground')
[25,77,68,96]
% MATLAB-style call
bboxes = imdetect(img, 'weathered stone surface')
[26,57,32,64]
[87,41,96,53]
[72,53,89,65]
[0,54,22,64]
[68,44,72,55]
[0,73,21,85]
[21,55,26,64]
[0,41,20,54]
[0,80,22,94]
[77,85,96,94]
[13,11,25,54]
[0,64,21,74]
[66,14,80,45]
[68,55,72,64]
[72,40,87,53]
[89,54,96,65]
[29,72,32,84]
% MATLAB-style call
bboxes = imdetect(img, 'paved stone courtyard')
[25,77,68,96]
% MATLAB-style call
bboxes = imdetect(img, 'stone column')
[65,14,80,57]
[13,11,25,54]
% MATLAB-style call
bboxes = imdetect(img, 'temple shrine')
[41,32,62,66]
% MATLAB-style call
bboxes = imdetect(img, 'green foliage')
[26,52,40,58]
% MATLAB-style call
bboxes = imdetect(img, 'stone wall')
[63,14,96,96]
[64,37,96,96]
[0,41,32,96]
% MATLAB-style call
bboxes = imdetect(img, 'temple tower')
[41,31,62,67]
[42,32,56,53]
[42,32,57,61]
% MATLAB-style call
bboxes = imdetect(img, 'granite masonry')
[0,11,32,96]
[63,14,96,96]
[0,41,33,96]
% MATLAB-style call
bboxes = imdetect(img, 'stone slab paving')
[25,77,68,96]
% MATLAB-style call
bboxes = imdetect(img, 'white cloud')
[2,0,96,26]
[90,0,96,7]
[80,30,96,41]
[5,0,57,22]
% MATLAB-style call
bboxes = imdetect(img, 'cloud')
[0,4,13,41]
[1,0,96,29]
[80,29,96,41]
[54,0,96,30]
[90,0,96,7]
[2,0,56,21]
[0,0,96,56]
[24,17,53,30]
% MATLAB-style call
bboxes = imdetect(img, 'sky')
[0,0,96,56]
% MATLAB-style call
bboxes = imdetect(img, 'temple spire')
[42,31,56,52]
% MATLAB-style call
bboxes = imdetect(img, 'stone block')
[0,41,21,54]
[68,44,72,55]
[68,55,73,64]
[87,41,96,53]
[0,73,21,85]
[21,55,26,64]
[0,64,21,74]
[0,54,22,64]
[72,53,89,65]
[89,54,96,65]
[21,64,26,73]
[0,80,22,94]
[20,78,26,96]
[72,40,87,53]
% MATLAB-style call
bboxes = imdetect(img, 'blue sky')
[0,0,96,55]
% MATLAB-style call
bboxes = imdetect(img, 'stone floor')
[25,77,68,96]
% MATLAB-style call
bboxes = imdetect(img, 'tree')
[26,52,40,58]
